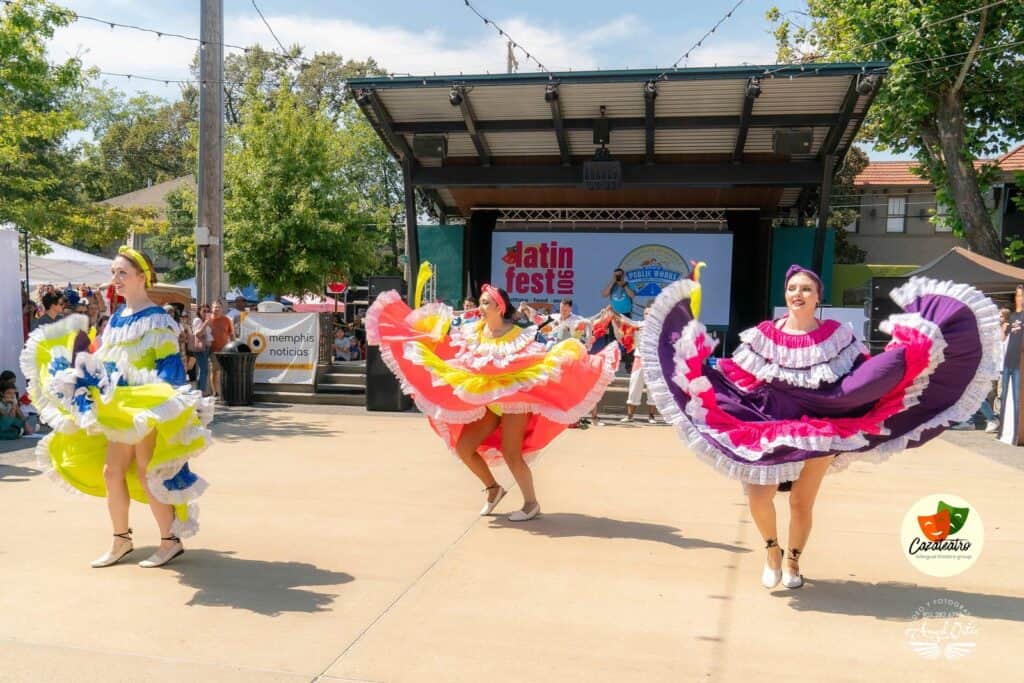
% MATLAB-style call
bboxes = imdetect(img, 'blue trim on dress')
[156,354,187,386]
[162,462,199,491]
[109,305,168,328]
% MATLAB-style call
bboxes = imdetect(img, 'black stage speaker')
[773,127,814,155]
[366,346,413,412]
[866,276,909,354]
[368,275,405,303]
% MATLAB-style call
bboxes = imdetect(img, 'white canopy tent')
[17,235,113,288]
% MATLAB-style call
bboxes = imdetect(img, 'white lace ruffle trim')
[730,320,869,389]
[639,275,1000,484]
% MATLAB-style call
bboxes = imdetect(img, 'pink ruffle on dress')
[367,291,619,463]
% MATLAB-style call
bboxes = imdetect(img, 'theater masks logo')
[901,494,984,577]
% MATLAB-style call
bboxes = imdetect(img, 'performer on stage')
[641,264,999,589]
[366,264,619,520]
[20,247,213,568]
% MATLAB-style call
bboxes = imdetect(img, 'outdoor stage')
[1,405,1021,682]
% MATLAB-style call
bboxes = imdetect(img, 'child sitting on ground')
[0,381,34,439]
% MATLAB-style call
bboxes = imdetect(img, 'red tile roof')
[997,143,1024,172]
[854,149,1023,187]
[855,161,928,187]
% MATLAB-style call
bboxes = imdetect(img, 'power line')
[461,0,551,76]
[250,0,302,69]
[761,0,1011,79]
[892,37,1024,78]
[657,0,745,80]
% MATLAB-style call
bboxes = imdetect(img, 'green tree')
[1,0,144,254]
[76,89,196,201]
[224,81,375,295]
[768,1,1024,260]
[794,145,869,264]
[143,186,198,283]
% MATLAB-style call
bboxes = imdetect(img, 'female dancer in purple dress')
[640,265,999,588]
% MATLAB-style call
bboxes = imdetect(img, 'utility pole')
[196,0,224,306]
[506,40,519,74]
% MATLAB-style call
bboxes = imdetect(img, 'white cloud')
[46,8,777,98]
[680,40,779,68]
[224,13,650,75]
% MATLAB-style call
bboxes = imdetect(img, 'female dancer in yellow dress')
[21,247,213,568]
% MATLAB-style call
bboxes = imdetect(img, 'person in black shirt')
[30,292,64,331]
[999,285,1024,445]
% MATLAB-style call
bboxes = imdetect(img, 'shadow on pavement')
[778,579,1024,623]
[0,463,41,482]
[488,512,751,553]
[210,406,342,442]
[159,549,355,616]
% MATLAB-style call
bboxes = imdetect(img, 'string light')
[461,0,552,76]
[657,0,745,80]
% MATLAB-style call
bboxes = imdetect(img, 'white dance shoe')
[508,503,541,522]
[90,529,134,568]
[480,485,507,516]
[781,549,804,589]
[761,539,782,589]
[138,535,184,568]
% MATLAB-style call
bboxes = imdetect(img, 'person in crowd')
[620,306,658,424]
[601,267,635,318]
[0,381,34,439]
[30,292,64,331]
[334,325,356,362]
[1000,286,1024,445]
[226,295,247,331]
[461,297,479,320]
[642,265,999,589]
[367,273,618,522]
[164,305,195,384]
[22,294,38,339]
[549,298,593,346]
[20,246,212,568]
[192,304,214,396]
[208,300,235,399]
[88,314,111,353]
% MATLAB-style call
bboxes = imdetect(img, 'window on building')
[845,217,858,233]
[886,196,906,233]
[934,202,953,232]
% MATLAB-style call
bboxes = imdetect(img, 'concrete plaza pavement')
[1,404,1022,682]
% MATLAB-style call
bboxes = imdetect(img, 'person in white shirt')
[549,298,593,346]
[226,296,246,332]
[620,305,658,423]
[334,326,356,362]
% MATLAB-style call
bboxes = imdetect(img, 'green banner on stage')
[417,224,465,306]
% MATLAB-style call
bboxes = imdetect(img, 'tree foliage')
[1,0,149,254]
[768,0,1024,260]
[223,81,375,295]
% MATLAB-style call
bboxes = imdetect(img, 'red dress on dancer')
[366,291,619,462]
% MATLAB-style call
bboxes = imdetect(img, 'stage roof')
[349,63,887,218]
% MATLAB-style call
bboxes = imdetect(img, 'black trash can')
[215,341,256,406]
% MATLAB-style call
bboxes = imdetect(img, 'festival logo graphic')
[617,245,690,301]
[501,240,575,299]
[904,599,979,660]
[901,494,984,578]
[246,332,268,355]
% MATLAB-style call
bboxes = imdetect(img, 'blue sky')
[48,0,916,159]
